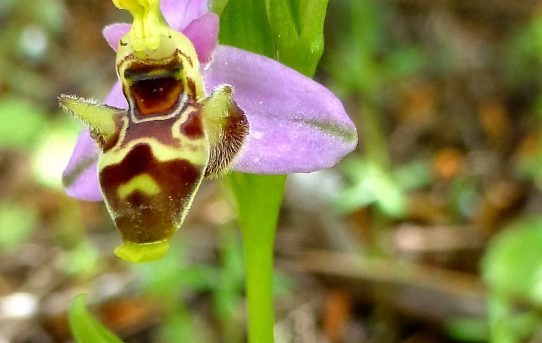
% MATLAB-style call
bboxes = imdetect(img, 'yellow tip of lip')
[114,240,170,263]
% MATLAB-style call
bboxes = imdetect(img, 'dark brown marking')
[119,103,198,149]
[118,53,205,119]
[122,116,180,148]
[186,78,197,100]
[100,143,203,243]
[131,76,184,116]
[180,109,204,139]
[120,40,127,47]
[179,50,193,68]
[121,56,187,118]
[101,114,126,152]
[101,128,120,152]
[205,101,249,177]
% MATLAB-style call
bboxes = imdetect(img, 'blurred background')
[2,0,542,342]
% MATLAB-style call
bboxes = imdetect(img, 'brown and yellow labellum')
[99,54,210,261]
[61,28,249,262]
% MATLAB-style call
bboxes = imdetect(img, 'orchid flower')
[60,0,357,263]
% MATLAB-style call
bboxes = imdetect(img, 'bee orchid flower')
[61,0,357,262]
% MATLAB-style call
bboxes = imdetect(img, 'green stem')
[228,174,286,343]
[241,219,276,343]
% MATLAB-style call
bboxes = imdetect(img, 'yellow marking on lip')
[117,173,161,199]
[99,135,208,169]
[114,239,170,263]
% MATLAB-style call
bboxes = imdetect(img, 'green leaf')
[482,218,542,342]
[219,0,274,57]
[265,0,328,76]
[336,158,406,218]
[211,0,230,16]
[393,160,432,191]
[482,216,542,304]
[68,294,124,343]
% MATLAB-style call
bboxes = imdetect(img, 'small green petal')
[58,95,123,144]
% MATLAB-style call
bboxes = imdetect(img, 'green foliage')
[219,1,274,57]
[62,241,101,278]
[326,0,423,99]
[135,232,254,343]
[0,201,38,251]
[136,238,217,299]
[482,217,542,304]
[482,217,542,342]
[136,237,216,343]
[336,156,431,218]
[508,14,542,185]
[68,294,124,343]
[505,13,542,88]
[219,0,328,76]
[214,228,245,319]
[0,97,46,149]
[325,0,425,224]
[492,14,542,341]
[444,317,488,342]
[211,0,229,16]
[66,237,250,343]
[160,313,212,343]
[448,176,479,222]
[0,0,66,100]
[265,0,328,76]
[0,95,78,190]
